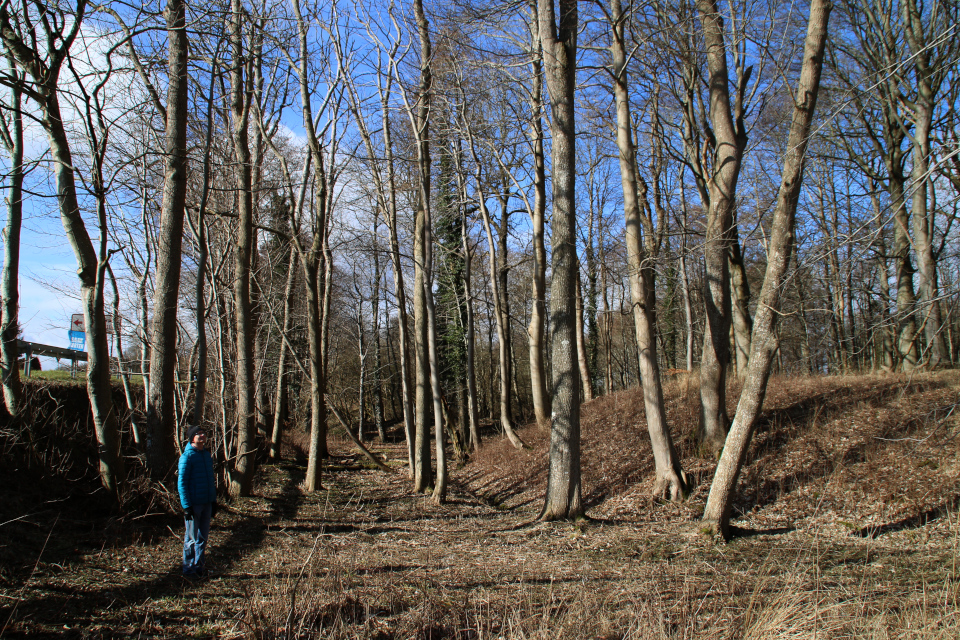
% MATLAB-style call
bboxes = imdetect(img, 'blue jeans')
[183,502,212,576]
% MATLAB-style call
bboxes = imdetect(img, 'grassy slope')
[1,372,958,638]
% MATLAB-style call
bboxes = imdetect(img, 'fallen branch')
[325,399,398,474]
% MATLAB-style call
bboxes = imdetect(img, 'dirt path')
[4,397,960,639]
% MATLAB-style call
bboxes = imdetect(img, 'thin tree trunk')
[479,197,525,446]
[189,42,220,428]
[728,235,752,379]
[381,70,415,478]
[463,222,481,451]
[464,123,527,449]
[372,218,386,442]
[0,58,23,417]
[270,249,298,460]
[575,271,593,402]
[107,264,141,445]
[413,198,432,491]
[702,0,829,537]
[609,0,687,500]
[871,185,895,372]
[527,0,551,429]
[0,4,124,498]
[678,185,695,373]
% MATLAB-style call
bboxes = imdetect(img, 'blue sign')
[69,330,85,351]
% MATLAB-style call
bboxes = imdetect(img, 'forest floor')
[2,372,960,639]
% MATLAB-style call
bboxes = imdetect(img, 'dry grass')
[2,372,959,638]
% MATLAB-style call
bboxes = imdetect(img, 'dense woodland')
[0,0,957,537]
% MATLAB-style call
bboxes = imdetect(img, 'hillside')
[1,372,958,638]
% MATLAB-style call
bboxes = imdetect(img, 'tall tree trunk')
[702,0,829,537]
[145,0,189,479]
[475,192,526,448]
[464,123,527,449]
[372,217,386,442]
[678,185,695,373]
[413,199,432,491]
[355,282,367,441]
[609,0,687,500]
[0,58,23,417]
[463,217,481,451]
[425,202,448,503]
[270,249,298,460]
[902,0,946,367]
[527,0,550,429]
[871,186,895,372]
[107,264,140,444]
[411,0,436,494]
[695,0,748,456]
[189,43,220,427]
[496,192,514,427]
[228,0,256,497]
[0,2,123,498]
[538,0,582,521]
[381,69,416,478]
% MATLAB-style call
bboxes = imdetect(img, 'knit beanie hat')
[186,425,205,443]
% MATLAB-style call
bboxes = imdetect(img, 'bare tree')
[227,0,257,496]
[694,0,750,456]
[900,0,958,368]
[0,55,24,416]
[702,0,830,538]
[134,0,190,479]
[0,0,124,498]
[607,0,687,500]
[538,0,582,521]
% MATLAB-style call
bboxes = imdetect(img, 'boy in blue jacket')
[178,425,218,578]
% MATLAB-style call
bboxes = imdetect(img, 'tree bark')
[145,0,189,479]
[901,0,949,368]
[728,235,753,379]
[0,0,123,499]
[538,0,582,521]
[0,57,23,417]
[410,0,437,494]
[575,273,593,402]
[695,0,748,457]
[702,0,830,538]
[526,0,551,429]
[609,0,687,500]
[270,249,298,460]
[228,0,256,497]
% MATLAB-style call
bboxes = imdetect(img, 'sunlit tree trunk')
[538,0,582,521]
[702,0,830,537]
[526,0,550,429]
[0,58,24,417]
[902,0,950,368]
[0,1,123,499]
[695,0,748,456]
[609,0,687,500]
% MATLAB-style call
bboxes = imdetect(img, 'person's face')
[192,430,207,450]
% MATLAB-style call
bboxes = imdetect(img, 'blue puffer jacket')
[178,445,217,509]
